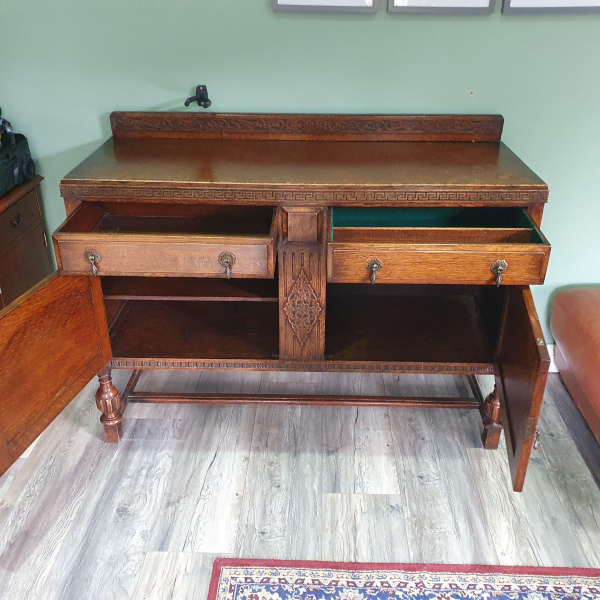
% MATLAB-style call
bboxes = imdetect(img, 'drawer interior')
[331,207,545,244]
[59,202,275,236]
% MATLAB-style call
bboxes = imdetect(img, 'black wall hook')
[184,85,211,109]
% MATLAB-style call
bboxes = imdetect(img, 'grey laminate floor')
[0,372,599,600]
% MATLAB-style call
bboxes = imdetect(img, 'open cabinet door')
[495,286,550,492]
[0,273,111,476]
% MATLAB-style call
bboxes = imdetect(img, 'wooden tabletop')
[0,176,42,214]
[63,138,546,189]
[60,113,548,206]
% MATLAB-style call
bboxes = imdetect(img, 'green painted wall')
[2,1,600,336]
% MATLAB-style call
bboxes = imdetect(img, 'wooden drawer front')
[54,236,274,278]
[328,245,549,285]
[0,190,42,252]
[53,203,276,278]
[329,207,550,286]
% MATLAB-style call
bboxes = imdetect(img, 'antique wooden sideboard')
[0,113,551,491]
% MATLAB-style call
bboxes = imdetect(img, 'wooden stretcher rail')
[120,370,484,410]
[126,392,480,409]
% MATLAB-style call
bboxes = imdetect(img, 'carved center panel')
[283,269,322,346]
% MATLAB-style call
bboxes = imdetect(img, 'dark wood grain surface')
[110,300,280,360]
[60,114,546,213]
[59,202,275,234]
[0,222,54,302]
[325,287,493,364]
[62,138,546,191]
[495,286,550,491]
[0,188,44,252]
[110,112,504,142]
[0,176,42,214]
[101,276,278,302]
[279,207,327,361]
[0,179,53,307]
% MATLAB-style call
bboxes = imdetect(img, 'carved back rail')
[110,113,504,142]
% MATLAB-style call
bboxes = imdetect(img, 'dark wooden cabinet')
[0,177,53,308]
[0,113,551,491]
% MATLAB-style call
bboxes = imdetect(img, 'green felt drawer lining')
[331,207,544,243]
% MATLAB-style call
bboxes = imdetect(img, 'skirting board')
[548,343,559,373]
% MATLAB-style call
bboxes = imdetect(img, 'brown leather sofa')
[551,287,600,444]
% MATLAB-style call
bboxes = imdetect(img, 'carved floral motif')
[110,112,502,140]
[283,269,322,346]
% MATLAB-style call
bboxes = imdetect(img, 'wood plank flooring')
[0,372,598,600]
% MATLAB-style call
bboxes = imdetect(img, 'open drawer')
[328,207,551,286]
[53,203,277,278]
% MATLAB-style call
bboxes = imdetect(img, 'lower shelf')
[110,300,279,360]
[109,286,498,370]
[325,285,497,365]
[102,276,278,302]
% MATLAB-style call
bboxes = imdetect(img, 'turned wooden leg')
[480,384,503,450]
[96,367,123,442]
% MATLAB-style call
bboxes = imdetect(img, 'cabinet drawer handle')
[9,212,24,228]
[218,252,236,279]
[84,249,102,276]
[491,260,508,287]
[366,258,383,284]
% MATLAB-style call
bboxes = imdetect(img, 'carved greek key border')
[61,184,548,204]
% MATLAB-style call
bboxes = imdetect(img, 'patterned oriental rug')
[208,559,600,600]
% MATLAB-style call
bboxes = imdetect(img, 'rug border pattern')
[208,559,600,600]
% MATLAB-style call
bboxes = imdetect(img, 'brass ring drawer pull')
[84,249,102,276]
[366,258,383,284]
[10,212,24,228]
[491,260,508,287]
[218,252,236,279]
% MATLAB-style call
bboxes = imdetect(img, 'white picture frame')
[273,0,379,13]
[388,0,495,12]
[503,0,600,12]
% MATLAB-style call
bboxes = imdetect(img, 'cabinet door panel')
[0,274,110,476]
[495,286,550,491]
